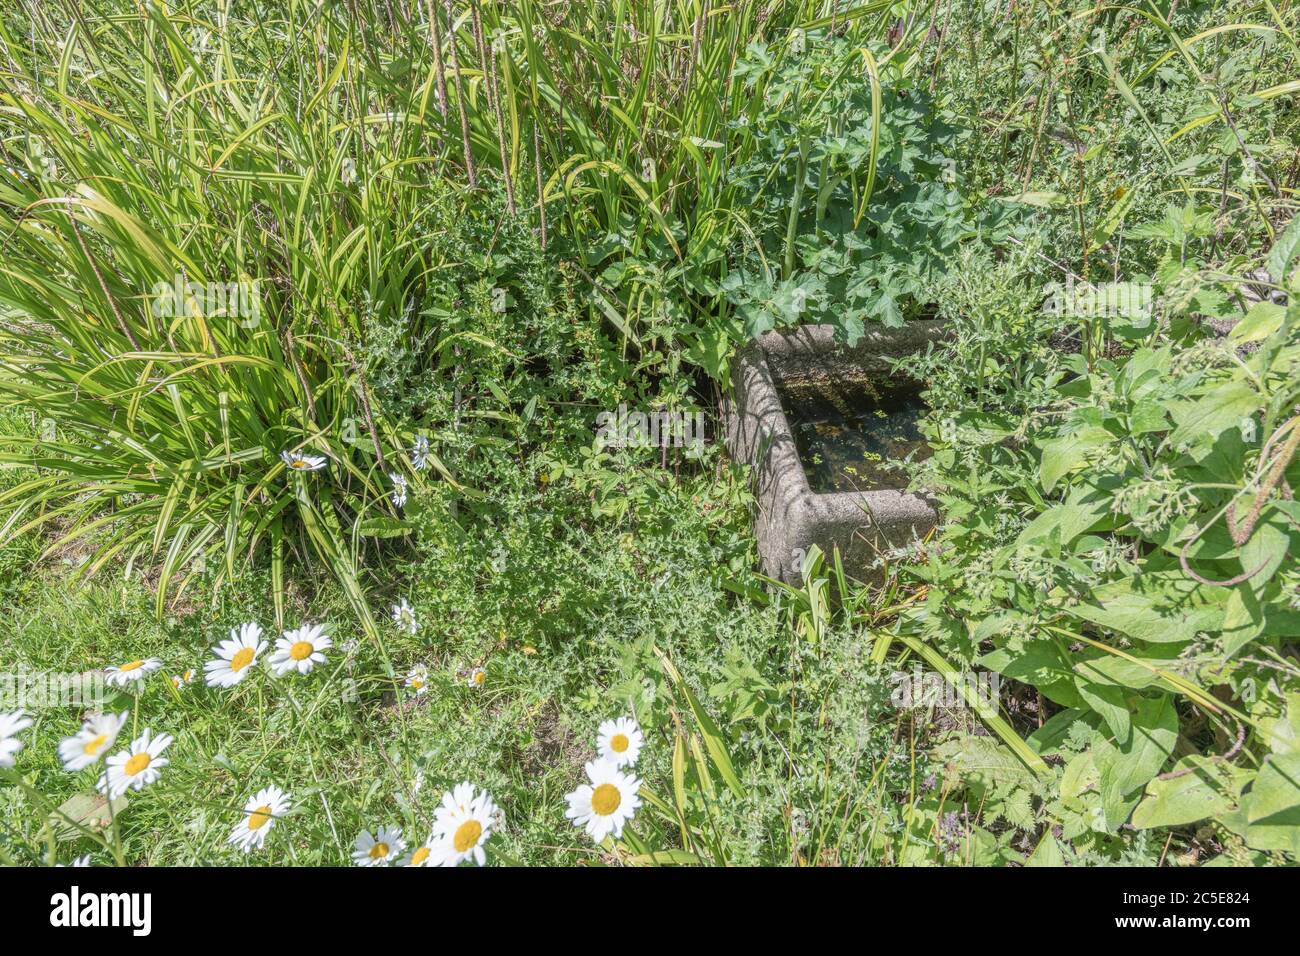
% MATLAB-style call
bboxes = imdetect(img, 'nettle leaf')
[1015,490,1109,549]
[1095,695,1179,827]
[1238,509,1293,586]
[1077,679,1131,743]
[1069,572,1227,644]
[1266,214,1300,291]
[1073,643,1184,692]
[1040,426,1112,493]
[1168,380,1261,449]
[979,639,1081,707]
[1258,693,1300,756]
[1131,756,1236,829]
[1229,301,1286,345]
[1244,753,1300,854]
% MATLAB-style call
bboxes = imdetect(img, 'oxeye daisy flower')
[596,716,644,768]
[58,710,128,771]
[404,664,430,695]
[171,669,195,691]
[431,782,497,867]
[353,826,405,866]
[389,472,408,509]
[104,658,162,689]
[280,450,327,473]
[411,434,430,471]
[228,785,290,854]
[565,759,641,844]
[466,667,486,689]
[269,623,331,676]
[400,834,436,868]
[0,710,33,768]
[204,622,267,688]
[392,598,418,635]
[99,729,172,798]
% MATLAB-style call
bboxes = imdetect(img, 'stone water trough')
[725,321,949,585]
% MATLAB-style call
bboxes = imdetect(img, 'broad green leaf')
[1131,757,1234,829]
[1244,753,1300,854]
[1168,381,1261,449]
[1095,695,1179,800]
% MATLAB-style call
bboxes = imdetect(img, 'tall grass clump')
[0,1,466,639]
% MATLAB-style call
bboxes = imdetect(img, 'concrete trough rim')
[727,320,949,584]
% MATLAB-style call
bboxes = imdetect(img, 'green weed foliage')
[0,0,1299,867]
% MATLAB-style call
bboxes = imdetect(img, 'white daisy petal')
[352,825,406,866]
[227,785,291,854]
[0,709,34,768]
[411,435,430,471]
[564,759,641,843]
[596,715,644,768]
[103,658,162,689]
[429,782,497,867]
[269,623,332,677]
[98,729,173,798]
[280,450,327,472]
[204,622,266,688]
[391,598,419,635]
[404,664,430,695]
[58,710,129,771]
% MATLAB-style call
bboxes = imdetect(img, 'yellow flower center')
[610,733,629,753]
[82,734,107,755]
[410,846,430,866]
[118,660,144,672]
[369,842,389,859]
[230,647,255,672]
[453,820,482,853]
[291,459,310,470]
[473,671,484,685]
[248,805,273,831]
[124,752,151,776]
[591,783,621,816]
[289,641,314,661]
[411,679,424,690]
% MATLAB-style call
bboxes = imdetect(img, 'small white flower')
[0,710,33,768]
[58,711,129,771]
[400,834,437,867]
[269,623,332,676]
[596,716,644,768]
[430,783,497,867]
[104,658,162,689]
[227,785,291,854]
[466,667,486,690]
[171,669,195,690]
[404,664,430,695]
[340,157,357,185]
[392,598,418,635]
[280,450,327,472]
[204,622,267,688]
[389,472,408,509]
[99,729,172,798]
[353,826,405,866]
[565,759,641,843]
[411,434,430,470]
